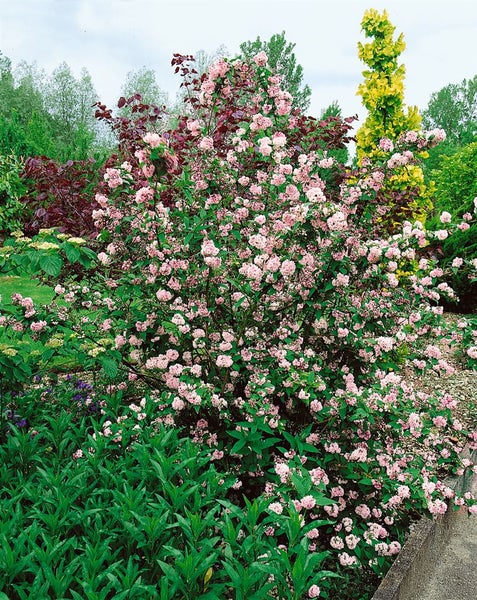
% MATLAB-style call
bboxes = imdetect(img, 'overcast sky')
[1,0,476,127]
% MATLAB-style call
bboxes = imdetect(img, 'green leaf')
[64,244,81,263]
[184,232,194,246]
[222,561,244,587]
[229,440,247,455]
[101,358,118,378]
[290,472,312,497]
[39,253,63,277]
[41,348,56,363]
[157,559,182,585]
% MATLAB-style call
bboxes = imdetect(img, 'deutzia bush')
[1,52,476,598]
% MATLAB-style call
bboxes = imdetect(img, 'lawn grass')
[0,275,81,374]
[0,275,55,307]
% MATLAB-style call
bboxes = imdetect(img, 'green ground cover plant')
[1,377,335,599]
[1,41,477,600]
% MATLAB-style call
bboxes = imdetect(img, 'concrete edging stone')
[371,511,455,600]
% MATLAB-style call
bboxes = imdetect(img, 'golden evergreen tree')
[356,9,433,230]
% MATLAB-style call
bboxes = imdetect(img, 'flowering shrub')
[1,51,477,598]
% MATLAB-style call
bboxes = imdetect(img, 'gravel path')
[402,312,477,432]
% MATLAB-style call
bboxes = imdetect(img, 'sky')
[1,0,477,130]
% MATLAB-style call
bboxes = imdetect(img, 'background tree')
[0,53,28,155]
[422,76,476,146]
[188,45,229,79]
[355,9,432,230]
[115,66,172,136]
[44,63,99,160]
[168,44,229,121]
[120,66,169,111]
[421,75,477,174]
[239,31,312,113]
[319,101,349,165]
[0,54,103,161]
[0,53,54,157]
[0,51,14,108]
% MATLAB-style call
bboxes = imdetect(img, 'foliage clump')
[0,152,26,237]
[427,142,477,310]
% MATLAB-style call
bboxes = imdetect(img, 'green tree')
[120,66,169,109]
[0,53,54,157]
[320,100,341,120]
[14,60,47,113]
[421,76,477,174]
[355,9,432,230]
[239,31,311,113]
[44,63,98,160]
[45,62,79,141]
[0,53,105,161]
[431,142,477,217]
[0,51,13,93]
[13,61,54,156]
[0,53,18,154]
[422,76,476,146]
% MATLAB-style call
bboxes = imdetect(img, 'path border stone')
[371,512,455,600]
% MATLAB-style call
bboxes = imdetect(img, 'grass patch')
[0,275,55,307]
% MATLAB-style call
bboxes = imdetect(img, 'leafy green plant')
[427,142,477,310]
[0,152,26,237]
[0,381,340,599]
[0,229,98,391]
